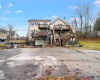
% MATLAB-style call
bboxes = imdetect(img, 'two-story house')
[28,19,51,46]
[28,18,76,46]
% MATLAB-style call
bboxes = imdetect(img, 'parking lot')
[0,47,100,80]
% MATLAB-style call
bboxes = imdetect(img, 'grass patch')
[0,44,6,49]
[77,39,100,50]
[0,44,5,46]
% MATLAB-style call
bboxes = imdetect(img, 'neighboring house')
[7,32,19,40]
[0,29,8,40]
[12,34,20,40]
[28,18,76,46]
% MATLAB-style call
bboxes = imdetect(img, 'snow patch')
[43,56,57,66]
[0,60,4,62]
[0,70,8,79]
[7,51,42,61]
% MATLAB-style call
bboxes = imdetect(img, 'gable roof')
[50,18,67,25]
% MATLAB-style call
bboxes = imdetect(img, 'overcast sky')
[0,0,100,36]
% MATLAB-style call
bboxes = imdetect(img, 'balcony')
[38,24,49,29]
[37,31,48,37]
[55,35,68,39]
[54,25,70,31]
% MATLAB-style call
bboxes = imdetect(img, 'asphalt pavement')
[0,47,100,80]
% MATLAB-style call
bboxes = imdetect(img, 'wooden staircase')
[61,25,76,45]
[62,35,71,45]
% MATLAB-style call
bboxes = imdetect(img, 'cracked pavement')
[0,47,100,80]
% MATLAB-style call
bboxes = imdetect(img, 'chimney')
[64,17,66,23]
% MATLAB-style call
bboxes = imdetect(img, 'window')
[30,22,39,26]
[30,22,34,25]
[57,24,62,28]
[43,22,48,27]
[58,24,62,26]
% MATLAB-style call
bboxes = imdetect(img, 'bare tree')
[73,18,78,31]
[7,24,15,40]
[93,11,100,37]
[83,4,92,37]
[75,3,93,38]
[76,4,85,30]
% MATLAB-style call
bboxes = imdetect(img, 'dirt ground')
[0,47,100,80]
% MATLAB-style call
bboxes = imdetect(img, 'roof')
[0,29,8,33]
[28,19,51,22]
[50,18,67,25]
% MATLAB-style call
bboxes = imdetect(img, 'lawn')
[77,38,100,50]
[0,44,5,46]
[0,44,6,49]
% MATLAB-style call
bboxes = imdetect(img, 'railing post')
[53,26,56,46]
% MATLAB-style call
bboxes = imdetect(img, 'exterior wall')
[28,25,39,40]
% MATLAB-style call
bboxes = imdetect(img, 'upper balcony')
[38,24,49,29]
[54,25,70,31]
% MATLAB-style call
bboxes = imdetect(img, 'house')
[28,19,51,46]
[12,34,20,40]
[50,18,76,46]
[28,18,76,46]
[0,29,8,40]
